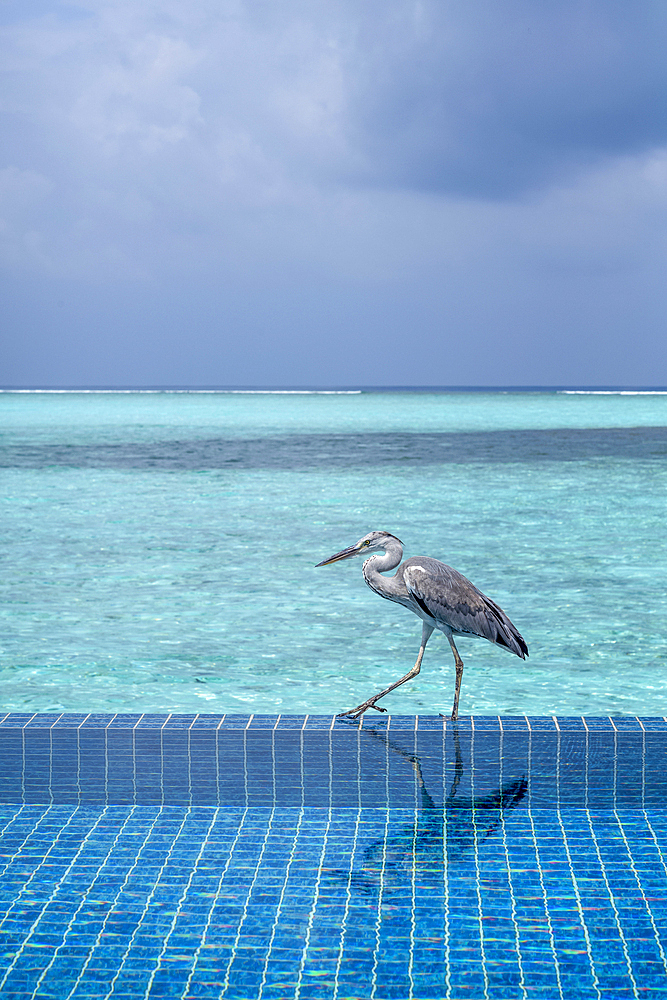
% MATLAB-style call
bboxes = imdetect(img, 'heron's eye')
[362,540,371,546]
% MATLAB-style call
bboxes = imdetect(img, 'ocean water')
[1,389,666,717]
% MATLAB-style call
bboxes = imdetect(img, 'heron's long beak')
[315,543,361,567]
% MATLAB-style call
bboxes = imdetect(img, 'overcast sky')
[2,0,667,387]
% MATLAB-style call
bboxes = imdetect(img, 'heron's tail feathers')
[485,602,529,659]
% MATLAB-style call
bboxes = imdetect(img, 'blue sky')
[1,0,667,386]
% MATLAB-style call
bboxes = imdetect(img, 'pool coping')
[1,712,667,730]
[3,713,667,809]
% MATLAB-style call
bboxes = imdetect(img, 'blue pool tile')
[135,714,172,728]
[275,716,308,730]
[611,716,644,730]
[473,715,504,730]
[386,715,417,730]
[584,717,616,730]
[331,717,360,734]
[0,714,36,728]
[79,714,115,728]
[499,715,530,730]
[246,715,280,729]
[23,712,62,728]
[554,716,586,730]
[445,713,475,729]
[190,714,226,729]
[186,986,228,998]
[218,715,253,729]
[360,714,389,732]
[107,714,143,728]
[303,716,334,730]
[638,717,667,730]
[163,714,199,729]
[53,713,91,729]
[414,715,444,731]
[527,716,558,731]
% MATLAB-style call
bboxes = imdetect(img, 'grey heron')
[316,530,528,721]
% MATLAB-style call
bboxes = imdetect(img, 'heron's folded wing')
[403,559,527,657]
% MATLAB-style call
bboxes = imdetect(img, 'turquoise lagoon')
[1,388,666,718]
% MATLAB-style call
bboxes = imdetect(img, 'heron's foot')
[337,700,388,720]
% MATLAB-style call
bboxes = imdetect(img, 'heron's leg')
[338,623,434,720]
[447,635,464,722]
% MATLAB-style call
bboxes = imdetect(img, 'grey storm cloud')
[1,0,667,386]
[4,0,666,203]
[346,1,667,196]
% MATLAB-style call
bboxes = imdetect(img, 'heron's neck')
[362,540,403,579]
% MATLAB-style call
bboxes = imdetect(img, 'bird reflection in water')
[324,727,526,896]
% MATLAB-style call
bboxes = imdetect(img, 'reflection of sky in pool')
[1,712,667,999]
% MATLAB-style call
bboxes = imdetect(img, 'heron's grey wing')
[402,558,528,658]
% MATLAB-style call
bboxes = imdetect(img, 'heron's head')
[315,530,403,567]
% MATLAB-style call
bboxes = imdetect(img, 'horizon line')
[2,384,667,394]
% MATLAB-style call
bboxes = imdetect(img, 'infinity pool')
[1,713,666,999]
